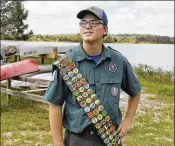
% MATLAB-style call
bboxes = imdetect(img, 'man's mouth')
[84,32,93,35]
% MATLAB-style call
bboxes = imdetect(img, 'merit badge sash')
[55,55,121,146]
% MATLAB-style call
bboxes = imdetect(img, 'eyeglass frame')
[79,19,106,28]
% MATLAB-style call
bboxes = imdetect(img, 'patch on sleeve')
[111,87,118,96]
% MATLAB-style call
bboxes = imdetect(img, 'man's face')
[79,14,108,42]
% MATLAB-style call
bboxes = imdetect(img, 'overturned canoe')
[0,59,39,81]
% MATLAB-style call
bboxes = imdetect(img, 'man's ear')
[103,26,108,36]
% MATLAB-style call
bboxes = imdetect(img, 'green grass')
[1,64,174,146]
[1,94,53,146]
[122,101,174,146]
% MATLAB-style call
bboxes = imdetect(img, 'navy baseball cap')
[77,6,108,25]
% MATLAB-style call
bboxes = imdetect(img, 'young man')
[44,6,142,146]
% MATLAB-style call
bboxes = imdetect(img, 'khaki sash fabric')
[55,55,121,146]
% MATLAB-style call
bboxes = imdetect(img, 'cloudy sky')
[23,1,174,37]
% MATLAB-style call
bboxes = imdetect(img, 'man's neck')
[82,40,103,56]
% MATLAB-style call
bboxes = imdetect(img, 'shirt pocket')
[101,77,121,103]
[101,78,122,125]
[87,77,96,92]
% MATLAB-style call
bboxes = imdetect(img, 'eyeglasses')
[79,20,105,27]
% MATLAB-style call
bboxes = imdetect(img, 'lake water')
[60,42,174,71]
[1,40,174,71]
[106,43,174,71]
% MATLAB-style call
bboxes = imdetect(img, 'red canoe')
[0,59,39,81]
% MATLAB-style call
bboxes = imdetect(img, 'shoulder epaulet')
[107,46,124,56]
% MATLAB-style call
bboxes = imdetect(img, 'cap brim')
[77,10,101,20]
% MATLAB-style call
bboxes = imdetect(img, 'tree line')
[28,34,174,44]
[1,1,174,44]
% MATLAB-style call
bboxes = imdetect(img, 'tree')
[1,0,33,40]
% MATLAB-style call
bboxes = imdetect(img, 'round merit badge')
[70,85,76,92]
[112,139,117,144]
[93,109,99,115]
[104,138,110,144]
[66,80,72,86]
[68,71,74,77]
[75,81,81,87]
[83,83,90,89]
[73,90,79,97]
[95,123,101,129]
[86,98,92,104]
[60,69,66,76]
[65,65,71,72]
[99,128,104,134]
[98,105,104,111]
[63,75,69,81]
[80,101,86,107]
[101,119,106,125]
[102,110,107,117]
[92,117,98,123]
[77,73,82,79]
[88,112,94,118]
[82,92,88,98]
[61,60,67,66]
[106,129,111,135]
[109,64,117,72]
[90,103,96,109]
[73,68,79,74]
[77,96,83,102]
[101,133,106,139]
[109,134,113,140]
[111,87,118,96]
[95,99,100,105]
[87,89,93,94]
[105,116,110,121]
[72,77,77,83]
[80,78,87,84]
[70,63,75,68]
[91,94,97,100]
[84,106,90,113]
[97,114,103,120]
[79,87,85,92]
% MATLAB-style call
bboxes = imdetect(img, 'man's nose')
[85,22,92,29]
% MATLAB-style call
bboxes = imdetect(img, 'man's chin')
[83,37,94,42]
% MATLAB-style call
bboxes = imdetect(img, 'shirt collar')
[76,42,111,62]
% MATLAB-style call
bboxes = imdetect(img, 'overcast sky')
[23,1,174,37]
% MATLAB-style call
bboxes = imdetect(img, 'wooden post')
[14,55,17,62]
[14,54,20,62]
[7,78,12,102]
[17,55,20,61]
[40,54,45,64]
[53,47,58,61]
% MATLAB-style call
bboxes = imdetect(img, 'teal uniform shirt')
[44,43,142,133]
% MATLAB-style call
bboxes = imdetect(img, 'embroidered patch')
[109,64,117,72]
[111,87,118,96]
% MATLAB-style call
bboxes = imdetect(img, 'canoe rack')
[1,47,65,104]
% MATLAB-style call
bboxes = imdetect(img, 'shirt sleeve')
[121,58,142,97]
[43,66,68,106]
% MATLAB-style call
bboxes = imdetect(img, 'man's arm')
[49,103,64,146]
[117,92,141,138]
